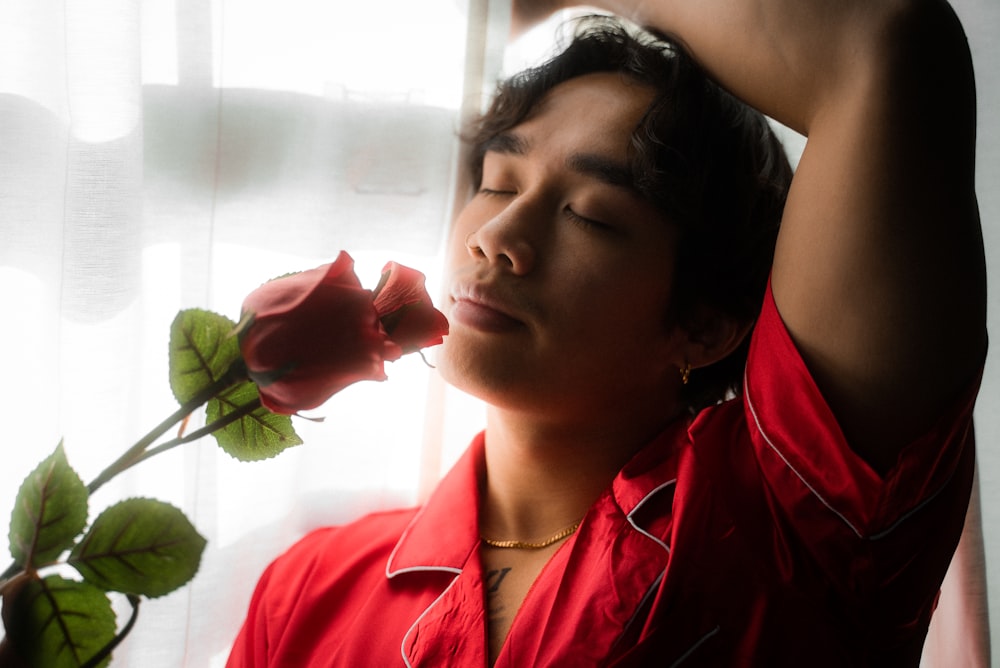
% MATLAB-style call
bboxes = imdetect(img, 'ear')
[672,307,753,372]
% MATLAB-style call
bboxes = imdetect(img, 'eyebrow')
[566,153,636,191]
[482,132,529,156]
[483,130,638,193]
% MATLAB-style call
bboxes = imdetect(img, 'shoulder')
[229,506,428,665]
[266,507,421,586]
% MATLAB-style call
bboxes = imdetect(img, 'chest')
[277,494,851,668]
[480,544,563,665]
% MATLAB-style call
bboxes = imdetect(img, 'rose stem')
[86,359,249,495]
[132,397,262,464]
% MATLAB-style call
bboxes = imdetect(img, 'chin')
[437,334,528,405]
[436,335,480,393]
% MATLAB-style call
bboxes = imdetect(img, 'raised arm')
[523,0,986,472]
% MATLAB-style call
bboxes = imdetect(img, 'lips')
[449,282,528,333]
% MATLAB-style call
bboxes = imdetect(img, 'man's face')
[439,72,686,424]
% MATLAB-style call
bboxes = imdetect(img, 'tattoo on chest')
[486,567,511,594]
[486,567,512,622]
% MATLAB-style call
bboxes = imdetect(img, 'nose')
[464,197,541,275]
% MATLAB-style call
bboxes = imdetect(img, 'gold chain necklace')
[480,521,581,550]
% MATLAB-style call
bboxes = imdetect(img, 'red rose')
[373,262,450,355]
[239,252,448,415]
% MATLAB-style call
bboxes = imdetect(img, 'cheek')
[562,267,675,348]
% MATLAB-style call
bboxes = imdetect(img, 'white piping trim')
[745,376,960,541]
[626,479,677,553]
[400,574,462,668]
[744,377,865,539]
[616,481,673,657]
[868,465,958,540]
[390,564,464,577]
[668,625,721,668]
[386,506,463,578]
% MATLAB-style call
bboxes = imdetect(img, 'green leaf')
[4,574,116,668]
[67,499,207,598]
[8,442,89,569]
[208,381,303,461]
[169,308,242,404]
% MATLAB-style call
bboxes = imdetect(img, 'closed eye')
[478,187,515,197]
[564,206,612,232]
[478,187,615,232]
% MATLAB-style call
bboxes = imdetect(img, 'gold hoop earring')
[680,363,691,385]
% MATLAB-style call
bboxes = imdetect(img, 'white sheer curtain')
[1,0,998,666]
[0,0,506,665]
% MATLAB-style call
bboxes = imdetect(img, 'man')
[228,0,985,664]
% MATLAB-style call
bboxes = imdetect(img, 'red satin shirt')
[227,286,979,667]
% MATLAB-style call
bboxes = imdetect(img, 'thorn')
[178,414,191,438]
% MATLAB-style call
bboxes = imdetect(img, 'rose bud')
[239,253,449,415]
[372,262,450,355]
[239,252,395,414]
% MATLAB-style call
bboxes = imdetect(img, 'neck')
[479,404,681,541]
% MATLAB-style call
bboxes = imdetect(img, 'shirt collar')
[385,432,485,577]
[385,419,690,577]
[612,416,689,517]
